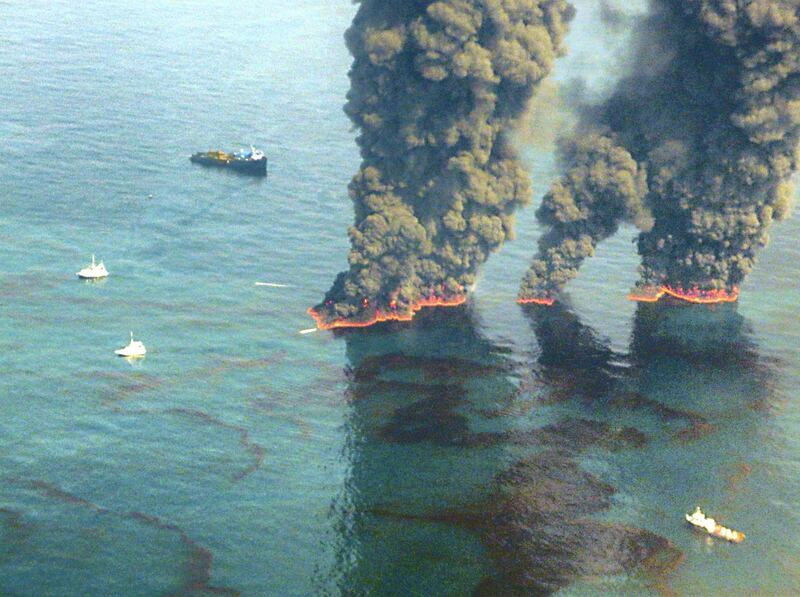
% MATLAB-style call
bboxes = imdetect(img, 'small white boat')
[115,332,146,358]
[685,506,745,543]
[76,255,109,279]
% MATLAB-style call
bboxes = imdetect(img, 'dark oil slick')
[321,308,688,595]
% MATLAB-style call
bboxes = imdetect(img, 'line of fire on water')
[517,296,556,306]
[627,285,740,304]
[308,284,739,331]
[308,295,468,330]
[516,285,739,308]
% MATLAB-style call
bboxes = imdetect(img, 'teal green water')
[1,1,799,595]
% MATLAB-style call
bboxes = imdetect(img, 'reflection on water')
[318,304,772,595]
[122,355,145,367]
[526,300,773,440]
[325,309,507,594]
[0,478,240,596]
[525,300,783,594]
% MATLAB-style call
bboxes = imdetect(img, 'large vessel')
[190,146,267,175]
[685,507,745,543]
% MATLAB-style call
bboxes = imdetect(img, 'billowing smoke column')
[520,0,800,304]
[311,0,575,328]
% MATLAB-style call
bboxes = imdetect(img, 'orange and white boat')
[685,507,745,543]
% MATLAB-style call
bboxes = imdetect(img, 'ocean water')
[1,1,799,595]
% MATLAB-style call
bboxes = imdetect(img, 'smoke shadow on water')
[519,299,787,593]
[522,299,775,434]
[315,305,743,596]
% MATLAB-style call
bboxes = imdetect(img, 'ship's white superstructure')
[76,255,109,279]
[115,332,147,358]
[685,507,745,543]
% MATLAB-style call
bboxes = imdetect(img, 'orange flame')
[308,295,467,330]
[627,285,739,304]
[516,296,556,306]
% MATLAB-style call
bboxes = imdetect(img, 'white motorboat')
[76,255,109,279]
[115,332,146,358]
[685,506,745,543]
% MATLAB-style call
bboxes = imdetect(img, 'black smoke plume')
[520,0,799,301]
[313,0,575,324]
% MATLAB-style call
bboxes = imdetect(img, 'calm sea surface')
[2,1,799,595]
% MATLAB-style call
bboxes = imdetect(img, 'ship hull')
[190,154,267,176]
[685,516,745,543]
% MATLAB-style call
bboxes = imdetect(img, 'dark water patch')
[473,369,544,419]
[97,352,285,405]
[377,382,649,452]
[475,395,539,420]
[177,351,288,387]
[508,418,648,452]
[118,379,163,395]
[93,369,164,404]
[26,480,105,511]
[609,391,705,425]
[291,357,343,378]
[128,511,236,597]
[0,273,61,300]
[377,384,473,447]
[475,520,683,596]
[294,369,349,404]
[163,409,265,482]
[248,391,314,439]
[542,373,614,405]
[332,309,685,594]
[523,302,629,406]
[608,391,714,443]
[747,385,790,415]
[725,462,752,494]
[12,479,239,596]
[2,310,55,326]
[493,451,617,516]
[350,349,648,451]
[524,303,622,368]
[351,353,510,384]
[0,508,34,552]
[522,302,777,457]
[629,303,763,369]
[103,405,265,482]
[345,376,463,403]
[98,371,163,404]
[525,298,771,385]
[673,421,718,444]
[368,446,680,595]
[249,392,288,415]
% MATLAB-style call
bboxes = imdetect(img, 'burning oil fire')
[627,286,739,304]
[309,283,738,331]
[308,295,467,330]
[517,296,556,307]
[516,285,740,309]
